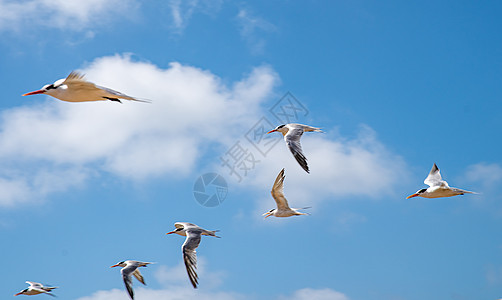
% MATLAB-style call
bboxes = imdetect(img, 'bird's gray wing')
[424,163,448,187]
[176,222,197,229]
[271,168,290,210]
[451,187,478,195]
[96,85,150,102]
[132,269,146,285]
[121,265,137,299]
[32,288,56,297]
[285,128,309,173]
[183,230,202,288]
[298,124,322,132]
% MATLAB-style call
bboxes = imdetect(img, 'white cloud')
[0,53,407,210]
[0,0,139,32]
[226,125,409,215]
[76,261,349,300]
[155,258,225,289]
[236,8,276,54]
[279,288,350,300]
[77,260,244,300]
[0,166,88,207]
[79,287,350,300]
[0,53,278,207]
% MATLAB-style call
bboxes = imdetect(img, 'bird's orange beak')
[263,212,272,218]
[166,231,176,235]
[267,129,277,134]
[406,193,419,199]
[22,90,45,96]
[110,264,120,268]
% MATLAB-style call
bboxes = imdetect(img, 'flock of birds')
[14,72,478,298]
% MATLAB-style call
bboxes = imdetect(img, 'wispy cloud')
[0,53,278,207]
[0,0,139,32]
[166,0,222,34]
[236,8,276,54]
[463,162,502,190]
[279,288,350,300]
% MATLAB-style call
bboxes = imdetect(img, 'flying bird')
[22,71,149,103]
[406,163,477,199]
[14,281,57,297]
[267,123,322,173]
[110,260,153,300]
[263,168,310,218]
[166,222,220,288]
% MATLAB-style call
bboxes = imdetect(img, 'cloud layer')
[0,0,138,32]
[76,260,349,300]
[0,54,277,207]
[219,125,410,214]
[0,53,409,210]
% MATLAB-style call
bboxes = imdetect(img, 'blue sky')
[1,1,502,299]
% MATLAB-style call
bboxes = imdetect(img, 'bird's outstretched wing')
[121,265,137,300]
[182,230,202,288]
[97,85,151,103]
[32,288,56,297]
[132,269,146,285]
[284,128,309,173]
[424,163,448,187]
[271,168,291,210]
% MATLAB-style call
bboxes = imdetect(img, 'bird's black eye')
[45,84,55,90]
[418,188,427,193]
[277,124,285,129]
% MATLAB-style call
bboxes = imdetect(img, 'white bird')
[14,281,57,297]
[406,163,477,199]
[23,71,149,103]
[263,168,310,218]
[166,222,220,288]
[267,123,322,173]
[110,260,153,300]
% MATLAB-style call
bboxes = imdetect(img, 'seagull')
[406,163,477,199]
[22,71,149,103]
[110,260,153,300]
[14,281,57,297]
[267,123,322,173]
[263,168,310,218]
[166,222,220,289]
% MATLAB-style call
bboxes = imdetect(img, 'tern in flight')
[166,222,220,288]
[111,260,153,300]
[406,163,477,199]
[263,168,310,218]
[23,71,149,103]
[267,123,322,173]
[14,281,57,297]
